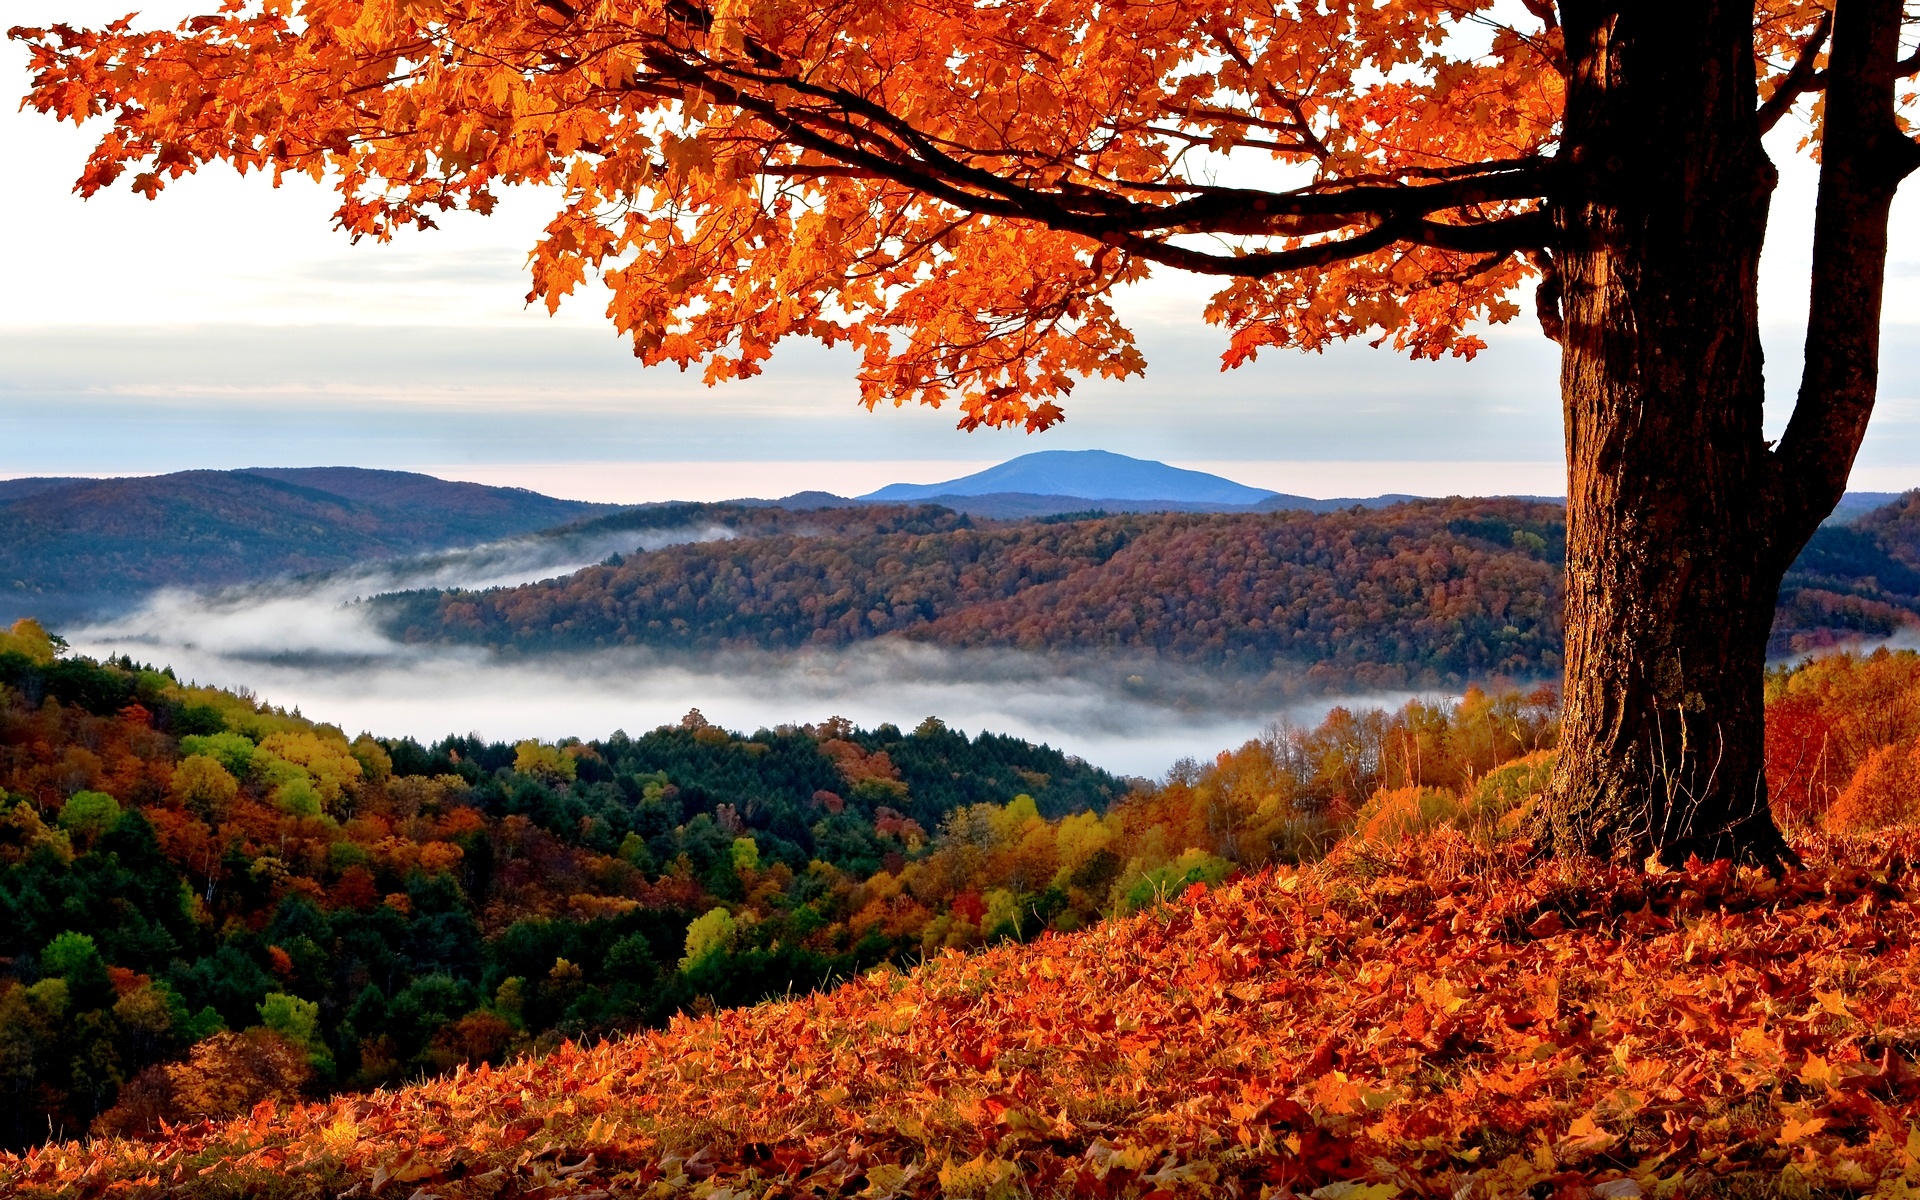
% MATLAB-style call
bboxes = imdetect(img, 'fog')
[68,530,1427,779]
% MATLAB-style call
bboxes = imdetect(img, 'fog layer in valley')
[66,528,1419,777]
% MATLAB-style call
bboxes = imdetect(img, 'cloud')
[73,522,732,659]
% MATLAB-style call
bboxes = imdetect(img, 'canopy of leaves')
[17,0,1899,428]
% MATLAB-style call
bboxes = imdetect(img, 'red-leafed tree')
[13,0,1919,864]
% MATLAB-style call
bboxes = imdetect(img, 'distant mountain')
[803,491,1423,520]
[0,467,622,623]
[860,450,1279,505]
[0,477,90,502]
[1826,491,1906,525]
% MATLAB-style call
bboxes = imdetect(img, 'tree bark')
[1548,0,1783,865]
[1544,0,1918,865]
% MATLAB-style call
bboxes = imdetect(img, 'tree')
[12,0,1919,865]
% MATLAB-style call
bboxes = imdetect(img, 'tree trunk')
[1547,0,1790,865]
[1545,0,1917,865]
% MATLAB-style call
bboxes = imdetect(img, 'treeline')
[380,498,1569,691]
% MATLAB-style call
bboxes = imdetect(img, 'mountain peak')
[859,450,1277,505]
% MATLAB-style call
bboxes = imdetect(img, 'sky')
[5,4,1920,503]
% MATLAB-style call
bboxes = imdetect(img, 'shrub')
[166,1029,313,1119]
[679,907,738,972]
[1465,750,1556,837]
[170,754,239,817]
[1355,785,1464,842]
[178,732,256,778]
[1827,742,1920,832]
[1118,848,1232,914]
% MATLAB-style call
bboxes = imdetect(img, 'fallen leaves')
[8,830,1920,1198]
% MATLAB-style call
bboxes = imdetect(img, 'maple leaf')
[1778,1116,1829,1146]
[1310,1182,1401,1200]
[1798,1053,1841,1091]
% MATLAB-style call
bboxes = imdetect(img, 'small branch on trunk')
[1757,10,1832,135]
[1518,0,1559,32]
[1527,249,1564,342]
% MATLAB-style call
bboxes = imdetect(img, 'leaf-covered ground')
[8,830,1920,1199]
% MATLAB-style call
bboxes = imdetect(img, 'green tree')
[56,792,121,844]
[678,908,738,973]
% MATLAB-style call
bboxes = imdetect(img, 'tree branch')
[636,46,1554,248]
[1770,0,1919,555]
[1526,249,1564,343]
[1757,9,1832,135]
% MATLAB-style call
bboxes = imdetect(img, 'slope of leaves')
[9,829,1919,1200]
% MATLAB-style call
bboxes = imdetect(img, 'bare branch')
[1771,0,1914,550]
[1115,211,1550,278]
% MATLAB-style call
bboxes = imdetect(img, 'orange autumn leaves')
[8,831,1920,1199]
[9,0,1574,428]
[12,0,1867,429]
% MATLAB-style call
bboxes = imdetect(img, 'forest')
[0,617,1124,1145]
[380,498,1571,692]
[6,611,1919,1152]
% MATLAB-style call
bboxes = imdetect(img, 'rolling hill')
[0,468,620,623]
[378,498,1568,693]
[1773,489,1920,654]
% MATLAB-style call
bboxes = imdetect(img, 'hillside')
[380,498,1569,694]
[7,829,1915,1200]
[1772,491,1920,654]
[0,620,1141,1147]
[381,491,1920,679]
[0,469,619,623]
